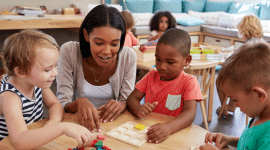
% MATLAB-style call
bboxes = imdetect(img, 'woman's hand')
[97,99,126,123]
[76,97,100,133]
[146,123,171,144]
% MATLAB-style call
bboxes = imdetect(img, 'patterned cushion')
[188,10,225,26]
[172,13,191,21]
[261,20,270,33]
[216,13,245,28]
[132,13,153,26]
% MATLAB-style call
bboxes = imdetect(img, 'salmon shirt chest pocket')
[165,94,181,111]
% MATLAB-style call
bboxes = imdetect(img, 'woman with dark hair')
[148,11,176,41]
[56,4,137,132]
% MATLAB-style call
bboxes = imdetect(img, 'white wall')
[0,0,119,14]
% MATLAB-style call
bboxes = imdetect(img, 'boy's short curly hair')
[149,11,176,31]
[2,29,59,76]
[217,42,270,93]
[237,14,263,38]
[121,10,135,30]
[158,28,191,57]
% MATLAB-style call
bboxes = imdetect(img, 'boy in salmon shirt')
[127,28,202,144]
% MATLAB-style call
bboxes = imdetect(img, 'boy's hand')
[146,123,170,143]
[137,102,158,118]
[200,143,219,150]
[204,132,230,149]
[62,122,93,148]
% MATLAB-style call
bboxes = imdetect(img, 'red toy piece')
[102,146,111,150]
[89,139,98,147]
[68,148,72,150]
[97,135,107,141]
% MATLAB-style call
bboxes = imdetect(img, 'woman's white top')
[83,79,115,108]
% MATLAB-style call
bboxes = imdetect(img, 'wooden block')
[105,121,149,147]
[63,8,75,15]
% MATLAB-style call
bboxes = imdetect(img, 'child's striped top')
[0,75,44,140]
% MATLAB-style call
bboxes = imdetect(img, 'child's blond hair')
[121,10,135,30]
[2,29,59,76]
[237,14,263,38]
[217,43,270,93]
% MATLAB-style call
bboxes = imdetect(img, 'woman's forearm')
[64,101,78,113]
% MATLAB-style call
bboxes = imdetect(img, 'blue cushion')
[228,2,260,16]
[177,17,205,26]
[119,0,154,13]
[260,2,270,20]
[153,0,182,13]
[182,0,206,13]
[205,1,232,12]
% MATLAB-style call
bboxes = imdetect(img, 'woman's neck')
[8,76,35,99]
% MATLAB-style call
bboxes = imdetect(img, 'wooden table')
[0,110,225,150]
[0,15,84,30]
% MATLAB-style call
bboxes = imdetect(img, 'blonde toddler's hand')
[62,122,93,148]
[137,102,158,118]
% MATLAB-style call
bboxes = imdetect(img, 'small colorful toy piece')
[97,134,107,141]
[105,121,149,147]
[89,139,99,147]
[102,146,111,150]
[134,124,146,131]
[95,141,103,150]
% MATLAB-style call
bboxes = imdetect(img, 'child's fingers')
[154,136,166,144]
[214,134,222,149]
[75,135,83,148]
[204,132,210,143]
[152,101,158,107]
[138,111,146,118]
[208,133,216,143]
[148,133,163,143]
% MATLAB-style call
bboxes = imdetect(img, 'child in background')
[121,10,139,47]
[200,43,270,150]
[148,11,176,42]
[127,28,202,143]
[216,14,265,117]
[0,29,92,149]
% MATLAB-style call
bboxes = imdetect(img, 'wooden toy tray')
[105,121,149,147]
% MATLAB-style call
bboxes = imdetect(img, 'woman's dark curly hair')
[149,11,176,31]
[79,4,126,58]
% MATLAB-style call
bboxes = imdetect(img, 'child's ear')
[83,28,90,42]
[184,54,192,67]
[14,67,27,79]
[252,87,267,103]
